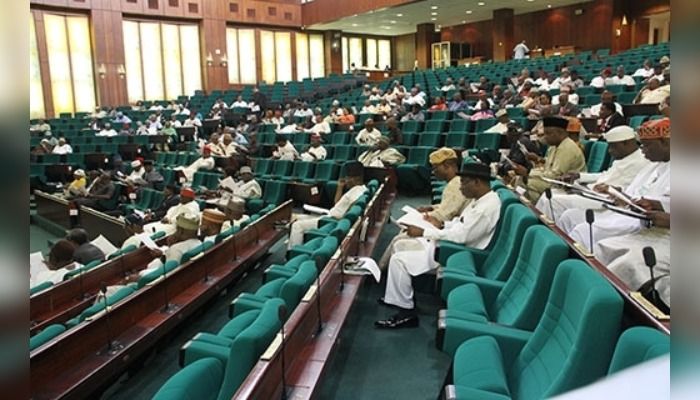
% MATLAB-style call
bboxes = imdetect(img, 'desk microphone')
[544,188,555,222]
[643,247,659,305]
[99,282,122,355]
[160,259,175,313]
[585,209,595,253]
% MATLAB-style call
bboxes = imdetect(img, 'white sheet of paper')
[344,257,381,283]
[91,235,118,256]
[30,252,48,277]
[396,207,437,231]
[219,176,237,192]
[139,233,168,253]
[303,204,330,215]
[607,186,648,213]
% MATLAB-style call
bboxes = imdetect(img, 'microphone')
[77,264,86,300]
[99,282,122,355]
[643,247,658,305]
[160,259,177,314]
[585,209,595,253]
[544,188,556,223]
[314,257,323,335]
[279,306,288,400]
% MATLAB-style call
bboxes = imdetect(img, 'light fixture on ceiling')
[548,4,552,8]
[396,13,403,17]
[527,0,534,2]
[430,17,437,21]
[351,23,358,27]
[431,12,437,16]
[478,1,485,6]
[462,20,466,24]
[390,20,397,24]
[383,26,391,30]
[466,10,473,14]
[622,15,628,25]
[431,5,438,10]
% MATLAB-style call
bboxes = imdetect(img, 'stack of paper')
[396,206,437,231]
[91,235,118,256]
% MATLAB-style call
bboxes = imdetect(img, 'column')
[324,30,343,75]
[415,23,437,69]
[492,8,514,62]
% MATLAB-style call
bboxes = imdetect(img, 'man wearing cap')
[272,135,300,161]
[587,90,624,118]
[357,136,406,167]
[304,114,331,135]
[74,172,116,211]
[633,59,654,78]
[538,125,650,221]
[552,92,579,117]
[564,117,586,153]
[122,213,146,249]
[200,209,226,242]
[635,78,670,105]
[221,197,250,231]
[140,213,202,277]
[355,118,382,147]
[125,160,145,185]
[376,164,501,329]
[139,160,164,188]
[97,123,118,137]
[300,134,327,162]
[233,166,262,199]
[175,145,215,182]
[590,68,612,89]
[51,137,73,154]
[288,162,368,248]
[144,187,201,235]
[560,119,670,250]
[512,116,586,202]
[608,66,635,86]
[484,109,513,134]
[65,169,87,199]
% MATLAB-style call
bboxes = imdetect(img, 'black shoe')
[374,314,419,329]
[376,297,391,306]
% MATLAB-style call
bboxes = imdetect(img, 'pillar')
[492,8,514,62]
[415,23,437,69]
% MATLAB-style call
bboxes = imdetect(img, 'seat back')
[217,298,285,400]
[312,161,339,181]
[79,285,136,322]
[586,141,610,173]
[607,327,670,374]
[509,260,623,399]
[291,161,314,179]
[406,146,433,166]
[279,261,318,312]
[311,236,340,268]
[478,204,539,281]
[262,180,287,206]
[491,226,569,329]
[30,324,66,351]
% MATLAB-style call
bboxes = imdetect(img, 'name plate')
[301,284,318,303]
[572,241,594,257]
[260,333,283,361]
[630,291,670,321]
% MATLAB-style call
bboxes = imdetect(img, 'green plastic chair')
[30,324,66,351]
[67,285,136,327]
[30,281,54,296]
[443,260,623,399]
[396,146,434,192]
[607,327,670,374]
[304,218,351,242]
[438,205,541,299]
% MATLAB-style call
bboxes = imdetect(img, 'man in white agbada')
[139,213,202,277]
[559,119,670,250]
[513,40,530,60]
[287,162,367,249]
[220,197,250,231]
[355,118,382,146]
[537,125,651,221]
[178,145,215,182]
[199,209,226,243]
[121,213,147,249]
[272,135,299,161]
[375,163,501,329]
[484,109,512,134]
[300,134,327,162]
[144,187,201,235]
[125,160,145,184]
[30,239,79,288]
[232,166,262,199]
[357,136,406,167]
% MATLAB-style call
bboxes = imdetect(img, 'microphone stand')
[545,188,556,224]
[314,258,323,336]
[643,247,660,306]
[585,209,595,254]
[98,283,123,355]
[160,259,177,314]
[279,308,288,400]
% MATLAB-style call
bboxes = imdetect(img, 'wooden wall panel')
[32,10,55,119]
[440,20,493,60]
[492,8,514,62]
[91,9,128,107]
[302,0,413,26]
[393,33,415,72]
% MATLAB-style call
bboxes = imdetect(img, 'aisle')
[317,195,451,400]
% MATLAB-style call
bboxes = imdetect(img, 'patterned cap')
[638,118,670,140]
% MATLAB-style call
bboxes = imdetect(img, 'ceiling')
[308,0,594,36]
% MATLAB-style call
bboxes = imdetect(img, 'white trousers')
[383,238,436,310]
[535,189,605,222]
[288,215,320,249]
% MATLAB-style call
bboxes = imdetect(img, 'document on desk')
[91,235,118,256]
[396,206,437,231]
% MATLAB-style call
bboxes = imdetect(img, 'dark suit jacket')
[73,243,105,265]
[600,113,626,132]
[153,194,180,219]
[552,102,580,117]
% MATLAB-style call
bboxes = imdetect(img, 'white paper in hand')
[303,204,330,215]
[396,207,437,231]
[91,235,118,256]
[139,233,168,252]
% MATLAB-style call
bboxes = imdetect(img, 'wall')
[440,20,493,60]
[301,0,412,27]
[30,0,304,114]
[394,33,415,71]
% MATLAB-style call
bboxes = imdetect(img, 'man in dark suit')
[67,228,105,265]
[552,92,579,117]
[598,102,626,133]
[148,184,181,221]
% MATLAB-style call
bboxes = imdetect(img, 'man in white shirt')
[146,114,162,133]
[355,118,382,146]
[294,103,314,118]
[470,90,495,111]
[587,90,623,117]
[287,162,368,248]
[513,40,530,60]
[233,166,262,199]
[96,123,118,137]
[300,134,327,162]
[144,187,202,235]
[608,66,636,86]
[126,160,146,184]
[183,114,202,137]
[357,136,406,167]
[590,68,613,89]
[179,146,215,182]
[305,114,331,135]
[112,112,132,124]
[375,163,501,329]
[439,78,456,92]
[485,109,512,134]
[550,68,572,90]
[636,78,670,105]
[537,126,651,221]
[221,197,250,231]
[559,119,670,251]
[551,85,579,105]
[174,104,190,116]
[30,239,78,287]
[633,59,654,78]
[141,212,202,276]
[199,208,226,242]
[169,114,182,128]
[121,213,146,250]
[231,95,249,109]
[272,135,299,160]
[644,65,665,84]
[51,138,73,154]
[534,69,549,88]
[402,87,426,107]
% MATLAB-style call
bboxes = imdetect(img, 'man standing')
[513,40,530,60]
[511,117,586,202]
[375,163,501,329]
[560,119,670,250]
[357,136,406,167]
[287,162,367,248]
[537,125,650,221]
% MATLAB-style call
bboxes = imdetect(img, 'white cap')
[604,125,637,143]
[495,109,508,118]
[74,169,86,177]
[131,160,142,168]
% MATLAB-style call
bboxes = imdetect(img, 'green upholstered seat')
[396,146,434,192]
[444,260,623,399]
[30,324,66,351]
[304,218,351,242]
[30,281,54,296]
[137,260,180,288]
[439,206,540,299]
[586,141,611,173]
[68,285,137,327]
[442,226,570,333]
[607,327,670,374]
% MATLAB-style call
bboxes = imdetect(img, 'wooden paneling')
[415,23,437,70]
[393,33,415,72]
[32,10,55,119]
[91,9,128,107]
[301,0,413,26]
[323,30,343,75]
[441,20,493,60]
[492,8,514,62]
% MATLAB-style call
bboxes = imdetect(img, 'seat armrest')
[436,241,469,266]
[453,276,505,306]
[180,338,230,367]
[229,293,267,318]
[442,318,532,368]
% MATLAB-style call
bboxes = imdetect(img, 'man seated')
[31,139,53,155]
[375,163,501,329]
[468,102,495,121]
[439,78,456,92]
[635,78,670,105]
[559,119,670,250]
[357,136,406,167]
[67,228,105,265]
[74,171,116,211]
[272,135,299,160]
[537,125,651,221]
[30,239,78,287]
[586,90,623,118]
[509,116,586,202]
[221,197,250,231]
[144,187,201,235]
[64,169,87,199]
[403,87,426,107]
[305,114,331,135]
[231,95,249,109]
[552,92,579,117]
[355,118,382,146]
[146,184,180,222]
[31,118,52,133]
[205,133,227,157]
[447,93,467,112]
[138,213,202,278]
[429,96,447,111]
[96,123,118,137]
[484,109,512,134]
[633,59,654,78]
[400,105,425,122]
[590,68,613,88]
[608,65,636,86]
[598,102,626,133]
[233,166,262,199]
[200,209,226,242]
[300,134,327,162]
[385,118,403,145]
[122,213,146,249]
[125,159,145,184]
[51,138,73,154]
[497,124,540,177]
[470,90,495,111]
[177,145,215,182]
[288,162,367,248]
[360,100,377,114]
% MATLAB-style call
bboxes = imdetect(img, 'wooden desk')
[359,69,393,82]
[544,46,576,57]
[287,182,321,205]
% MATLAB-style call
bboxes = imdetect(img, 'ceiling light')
[351,23,358,27]
[462,20,466,23]
[431,12,438,16]
[396,13,403,17]
[430,17,437,21]
[478,2,485,6]
[527,0,534,2]
[390,20,397,24]
[431,5,438,10]
[548,4,552,8]
[466,10,473,14]
[383,26,391,29]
